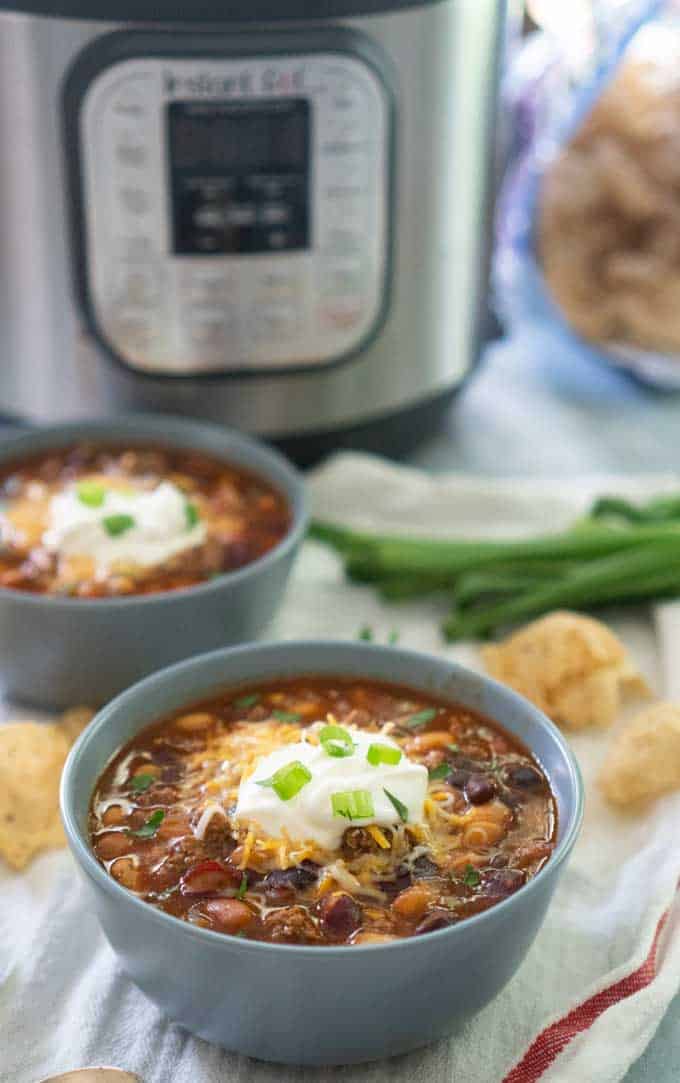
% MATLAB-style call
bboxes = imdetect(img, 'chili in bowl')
[61,641,583,1065]
[0,417,306,708]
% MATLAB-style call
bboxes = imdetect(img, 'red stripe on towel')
[503,908,670,1083]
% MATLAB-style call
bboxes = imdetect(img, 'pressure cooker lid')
[0,0,442,21]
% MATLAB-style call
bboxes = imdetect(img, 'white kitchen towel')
[2,453,680,1083]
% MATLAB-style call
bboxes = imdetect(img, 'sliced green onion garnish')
[367,743,402,767]
[130,772,155,793]
[428,763,450,781]
[256,760,311,801]
[388,629,400,645]
[233,693,260,710]
[237,873,248,900]
[319,724,356,758]
[463,863,481,888]
[128,809,164,838]
[403,708,438,730]
[76,480,106,507]
[331,789,375,821]
[383,787,408,823]
[103,513,135,537]
[272,709,302,723]
[448,743,459,753]
[185,501,200,529]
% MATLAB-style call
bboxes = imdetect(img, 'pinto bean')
[101,805,126,826]
[411,731,454,753]
[318,892,362,939]
[96,832,131,860]
[351,932,399,945]
[180,860,241,896]
[174,712,215,732]
[110,857,138,890]
[392,884,432,920]
[204,898,254,934]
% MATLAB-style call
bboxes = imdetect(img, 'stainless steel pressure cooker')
[0,0,508,460]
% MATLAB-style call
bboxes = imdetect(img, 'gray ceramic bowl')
[61,641,584,1067]
[0,417,306,709]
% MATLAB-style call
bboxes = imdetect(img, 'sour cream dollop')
[43,480,206,571]
[234,728,428,851]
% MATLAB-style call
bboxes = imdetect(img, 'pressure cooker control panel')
[76,51,391,375]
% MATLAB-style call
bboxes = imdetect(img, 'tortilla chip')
[600,702,680,806]
[0,705,94,871]
[482,610,649,730]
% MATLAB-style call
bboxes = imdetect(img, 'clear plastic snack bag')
[496,0,680,388]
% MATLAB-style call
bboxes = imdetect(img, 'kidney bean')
[447,768,471,790]
[504,764,544,789]
[410,854,441,880]
[482,868,525,897]
[180,860,241,896]
[204,898,254,934]
[261,862,319,903]
[465,774,496,805]
[318,892,362,939]
[415,909,454,936]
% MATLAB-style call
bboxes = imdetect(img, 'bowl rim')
[0,414,307,609]
[61,640,585,956]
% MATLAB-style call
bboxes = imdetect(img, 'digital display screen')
[168,98,310,255]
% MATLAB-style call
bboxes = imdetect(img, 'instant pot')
[0,0,508,460]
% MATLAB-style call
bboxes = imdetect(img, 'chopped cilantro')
[130,772,155,793]
[462,864,481,888]
[272,709,302,723]
[383,787,409,823]
[233,693,260,710]
[428,763,450,781]
[403,708,438,730]
[128,809,164,839]
[237,873,248,900]
[358,625,374,641]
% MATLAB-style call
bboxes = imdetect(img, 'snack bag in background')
[496,0,680,388]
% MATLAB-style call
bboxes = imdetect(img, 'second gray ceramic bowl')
[61,641,583,1066]
[0,416,306,708]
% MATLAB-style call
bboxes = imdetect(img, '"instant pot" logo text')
[164,66,306,97]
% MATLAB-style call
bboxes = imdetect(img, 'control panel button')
[118,187,150,215]
[113,267,158,306]
[179,270,233,305]
[115,140,147,168]
[319,299,364,332]
[260,203,291,226]
[252,303,299,341]
[257,268,302,298]
[322,259,365,298]
[111,312,157,352]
